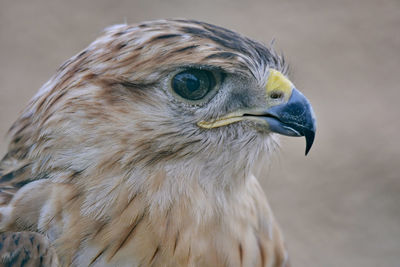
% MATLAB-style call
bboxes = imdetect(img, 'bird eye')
[171,69,216,101]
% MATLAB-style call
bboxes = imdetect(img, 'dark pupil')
[186,76,200,92]
[172,69,214,100]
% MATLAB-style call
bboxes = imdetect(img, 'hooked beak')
[197,69,316,155]
[255,88,316,155]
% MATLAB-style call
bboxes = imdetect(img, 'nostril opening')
[270,91,284,99]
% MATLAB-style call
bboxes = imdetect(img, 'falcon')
[0,19,315,266]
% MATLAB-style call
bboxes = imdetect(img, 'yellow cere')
[266,69,293,102]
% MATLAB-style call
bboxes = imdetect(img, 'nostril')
[270,91,284,99]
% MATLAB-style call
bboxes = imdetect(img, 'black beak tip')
[304,129,315,156]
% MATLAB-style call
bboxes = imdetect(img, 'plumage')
[0,19,315,266]
[0,231,59,266]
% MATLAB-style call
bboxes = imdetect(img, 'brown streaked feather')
[0,163,32,207]
[238,242,243,267]
[0,231,59,266]
[89,245,109,266]
[257,236,266,267]
[107,212,146,261]
[172,230,179,255]
[149,245,160,265]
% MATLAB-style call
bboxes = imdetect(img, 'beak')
[197,69,316,155]
[258,88,316,155]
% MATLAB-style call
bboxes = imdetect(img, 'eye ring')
[171,69,217,102]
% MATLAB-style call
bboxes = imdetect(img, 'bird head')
[13,19,315,184]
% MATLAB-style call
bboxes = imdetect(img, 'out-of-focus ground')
[0,0,399,266]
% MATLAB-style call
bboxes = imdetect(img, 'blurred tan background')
[1,0,399,266]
